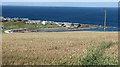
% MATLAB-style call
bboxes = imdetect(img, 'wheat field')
[2,32,118,65]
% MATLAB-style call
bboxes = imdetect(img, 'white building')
[54,22,62,26]
[64,22,72,28]
[42,21,47,25]
[25,20,41,24]
[21,18,29,21]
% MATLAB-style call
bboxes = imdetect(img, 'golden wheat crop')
[2,32,118,65]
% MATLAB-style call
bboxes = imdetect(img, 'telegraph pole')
[104,9,106,31]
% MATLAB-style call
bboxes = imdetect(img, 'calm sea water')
[2,6,118,31]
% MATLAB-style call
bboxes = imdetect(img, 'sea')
[2,6,118,31]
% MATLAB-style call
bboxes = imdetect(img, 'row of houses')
[0,16,51,25]
[25,20,50,25]
[25,19,80,28]
[53,22,80,28]
[0,16,29,22]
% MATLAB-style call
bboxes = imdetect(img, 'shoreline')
[1,17,118,33]
[3,27,118,33]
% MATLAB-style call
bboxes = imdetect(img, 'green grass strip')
[78,41,117,65]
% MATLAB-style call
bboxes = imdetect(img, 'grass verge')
[77,41,118,65]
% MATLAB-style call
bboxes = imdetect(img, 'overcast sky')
[2,0,120,2]
[1,0,119,7]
